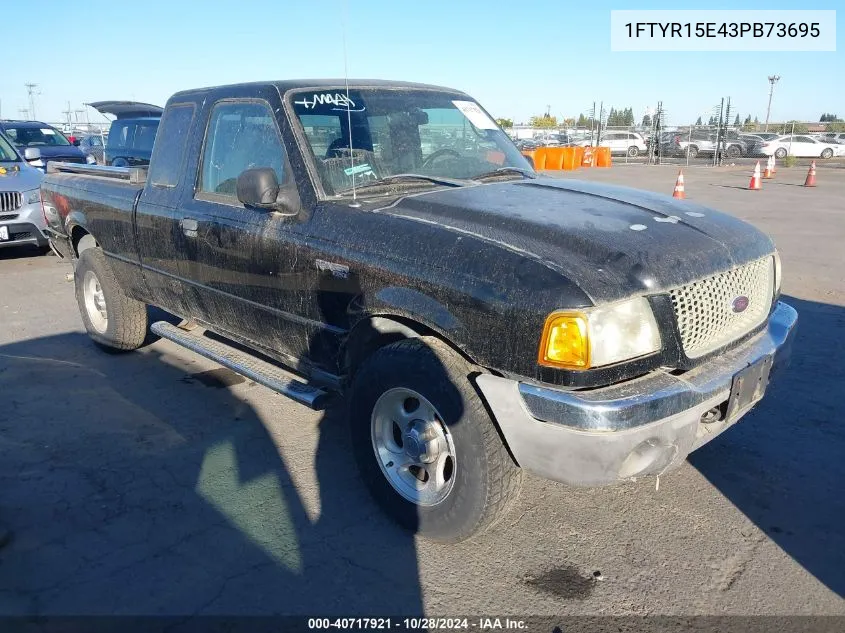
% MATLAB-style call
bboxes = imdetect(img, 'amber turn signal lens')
[538,312,590,369]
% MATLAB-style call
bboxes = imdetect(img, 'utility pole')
[25,83,39,120]
[62,101,73,130]
[764,75,780,132]
[18,108,29,119]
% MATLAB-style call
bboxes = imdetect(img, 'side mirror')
[237,168,281,209]
[72,139,81,146]
[24,147,42,161]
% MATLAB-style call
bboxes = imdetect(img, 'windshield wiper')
[336,173,469,196]
[470,167,537,182]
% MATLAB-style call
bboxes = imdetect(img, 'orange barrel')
[573,146,584,168]
[581,146,594,167]
[543,147,564,170]
[561,147,578,170]
[531,148,547,170]
[595,147,612,167]
[520,150,536,167]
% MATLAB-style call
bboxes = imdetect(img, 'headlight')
[773,251,782,297]
[24,189,41,205]
[86,154,97,164]
[538,297,662,370]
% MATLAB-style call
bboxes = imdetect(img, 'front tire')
[775,148,788,159]
[627,146,640,157]
[349,337,522,543]
[74,248,148,351]
[821,148,833,159]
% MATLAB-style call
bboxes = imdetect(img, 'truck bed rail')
[46,162,147,185]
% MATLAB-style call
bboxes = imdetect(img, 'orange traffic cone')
[763,155,773,179]
[804,161,817,187]
[748,161,762,190]
[672,170,686,199]
[581,147,593,167]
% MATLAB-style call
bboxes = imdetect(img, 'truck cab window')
[148,104,195,187]
[199,101,285,198]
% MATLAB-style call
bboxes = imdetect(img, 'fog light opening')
[618,438,675,480]
[700,406,722,425]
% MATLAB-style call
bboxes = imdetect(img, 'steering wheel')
[422,148,461,168]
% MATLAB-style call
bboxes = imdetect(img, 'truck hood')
[0,163,43,191]
[381,177,775,304]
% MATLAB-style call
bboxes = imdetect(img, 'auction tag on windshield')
[41,128,56,135]
[452,101,497,130]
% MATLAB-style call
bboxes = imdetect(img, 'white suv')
[580,132,648,157]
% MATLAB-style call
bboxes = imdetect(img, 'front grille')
[669,256,775,359]
[0,191,22,213]
[10,231,33,241]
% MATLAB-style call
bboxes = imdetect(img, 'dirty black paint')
[41,79,777,390]
[523,566,596,600]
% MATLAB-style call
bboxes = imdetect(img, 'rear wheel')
[775,148,788,159]
[111,157,129,167]
[627,146,640,157]
[821,148,834,159]
[685,145,699,159]
[349,337,523,543]
[726,144,742,158]
[75,248,148,351]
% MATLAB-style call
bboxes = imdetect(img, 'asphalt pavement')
[0,165,843,623]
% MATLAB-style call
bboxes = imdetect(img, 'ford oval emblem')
[732,296,750,313]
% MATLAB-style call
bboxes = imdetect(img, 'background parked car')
[0,130,49,254]
[87,101,163,167]
[0,120,88,170]
[759,135,842,159]
[818,132,845,145]
[580,131,648,157]
[78,134,107,165]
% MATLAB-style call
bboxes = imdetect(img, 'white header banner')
[610,10,836,52]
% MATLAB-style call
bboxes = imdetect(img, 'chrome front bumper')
[476,301,798,487]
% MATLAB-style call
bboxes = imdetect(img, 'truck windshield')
[0,134,21,162]
[289,88,531,196]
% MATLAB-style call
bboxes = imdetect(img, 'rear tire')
[349,337,522,543]
[74,248,148,351]
[775,148,788,159]
[726,144,741,158]
[686,145,699,159]
[627,146,640,157]
[821,148,833,159]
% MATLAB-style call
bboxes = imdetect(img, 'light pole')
[764,75,780,132]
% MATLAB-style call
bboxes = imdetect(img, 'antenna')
[341,0,357,204]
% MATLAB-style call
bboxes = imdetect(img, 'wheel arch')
[343,313,479,378]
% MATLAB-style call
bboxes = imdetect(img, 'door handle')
[180,217,198,237]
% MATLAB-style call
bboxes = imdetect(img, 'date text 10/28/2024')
[307,618,527,630]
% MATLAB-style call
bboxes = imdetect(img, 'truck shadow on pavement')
[689,294,845,598]
[0,324,428,619]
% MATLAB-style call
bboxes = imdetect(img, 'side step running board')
[151,321,329,410]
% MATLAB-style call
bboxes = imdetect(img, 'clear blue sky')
[1,0,841,126]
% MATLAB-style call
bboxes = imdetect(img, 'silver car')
[0,131,49,253]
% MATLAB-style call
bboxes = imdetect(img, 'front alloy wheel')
[371,388,456,506]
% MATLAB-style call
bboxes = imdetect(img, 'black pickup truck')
[42,80,797,542]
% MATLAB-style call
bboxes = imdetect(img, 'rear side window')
[148,105,195,188]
